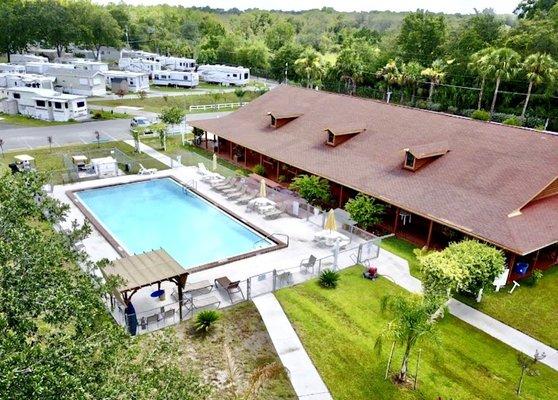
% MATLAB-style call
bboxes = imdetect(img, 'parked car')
[130,116,156,134]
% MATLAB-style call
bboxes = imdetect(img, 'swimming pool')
[75,178,274,269]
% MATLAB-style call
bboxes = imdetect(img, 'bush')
[503,116,524,127]
[530,269,543,286]
[491,112,514,123]
[427,102,442,111]
[416,100,428,109]
[235,168,248,176]
[447,106,458,114]
[289,174,331,207]
[92,111,102,120]
[461,109,476,118]
[344,193,385,231]
[194,310,221,333]
[524,115,545,129]
[319,269,340,289]
[277,174,286,183]
[471,109,490,121]
[252,163,266,176]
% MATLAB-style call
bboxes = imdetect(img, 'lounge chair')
[214,276,245,303]
[210,177,233,189]
[300,255,317,274]
[263,204,285,220]
[226,187,247,200]
[192,295,221,310]
[197,162,221,181]
[138,163,157,175]
[171,280,213,301]
[236,191,257,205]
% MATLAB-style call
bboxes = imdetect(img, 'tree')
[485,48,522,114]
[516,350,546,396]
[270,42,304,82]
[399,62,424,104]
[265,20,295,51]
[81,5,122,60]
[35,0,80,57]
[397,10,447,66]
[521,53,557,117]
[0,138,4,157]
[375,294,440,383]
[237,40,270,71]
[515,0,557,19]
[159,106,186,126]
[234,88,247,105]
[344,193,385,231]
[376,60,400,98]
[468,48,493,110]
[0,0,32,62]
[421,59,446,103]
[294,48,324,88]
[289,175,330,207]
[131,128,143,153]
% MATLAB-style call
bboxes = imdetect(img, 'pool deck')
[51,166,369,326]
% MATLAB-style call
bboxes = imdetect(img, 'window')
[54,102,62,109]
[76,101,85,108]
[327,131,335,144]
[12,93,20,99]
[244,73,249,79]
[48,101,52,107]
[184,76,189,81]
[36,100,46,107]
[404,152,415,169]
[65,103,68,109]
[233,73,238,78]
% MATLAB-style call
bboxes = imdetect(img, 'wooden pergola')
[102,249,189,320]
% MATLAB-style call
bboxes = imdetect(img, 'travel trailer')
[118,58,161,78]
[158,56,196,71]
[120,49,159,60]
[25,62,74,75]
[104,71,150,93]
[48,68,106,97]
[11,54,48,64]
[55,58,109,72]
[152,71,199,88]
[3,87,88,121]
[0,63,26,74]
[196,65,250,85]
[0,73,55,92]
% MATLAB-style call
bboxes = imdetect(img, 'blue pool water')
[76,178,272,269]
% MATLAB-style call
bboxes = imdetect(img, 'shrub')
[491,112,514,123]
[318,269,340,289]
[471,109,490,121]
[92,111,102,120]
[289,174,331,207]
[447,106,458,114]
[344,193,385,231]
[252,163,266,176]
[427,102,442,111]
[277,174,287,183]
[461,109,476,118]
[194,310,221,332]
[503,116,523,126]
[416,100,428,109]
[530,269,543,286]
[524,115,545,129]
[234,168,248,176]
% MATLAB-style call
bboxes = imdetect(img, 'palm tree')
[294,48,323,89]
[421,59,446,103]
[485,48,522,115]
[376,60,400,101]
[375,294,440,383]
[399,62,423,105]
[468,48,493,110]
[521,53,557,117]
[234,87,247,105]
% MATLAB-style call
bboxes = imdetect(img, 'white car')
[130,117,156,134]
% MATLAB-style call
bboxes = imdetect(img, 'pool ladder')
[253,233,290,248]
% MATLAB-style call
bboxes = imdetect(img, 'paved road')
[0,112,229,152]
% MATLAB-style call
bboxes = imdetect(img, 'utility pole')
[284,62,288,85]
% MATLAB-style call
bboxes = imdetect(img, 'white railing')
[189,102,248,111]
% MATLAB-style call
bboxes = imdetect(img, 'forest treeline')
[1,0,557,129]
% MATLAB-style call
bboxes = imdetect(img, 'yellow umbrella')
[212,153,218,171]
[259,178,267,198]
[324,209,337,231]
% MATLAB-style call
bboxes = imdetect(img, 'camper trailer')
[55,58,109,72]
[4,87,88,121]
[196,65,250,86]
[153,71,199,88]
[158,56,196,71]
[0,63,26,74]
[104,71,150,93]
[25,62,74,75]
[120,49,159,61]
[11,54,48,64]
[0,73,55,92]
[48,68,106,97]
[118,58,161,78]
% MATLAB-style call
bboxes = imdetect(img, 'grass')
[0,113,78,127]
[172,301,295,399]
[152,82,220,92]
[89,91,262,113]
[380,236,422,278]
[457,267,558,349]
[276,267,558,400]
[90,109,130,120]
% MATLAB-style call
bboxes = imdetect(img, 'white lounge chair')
[138,163,157,175]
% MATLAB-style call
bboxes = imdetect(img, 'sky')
[93,0,519,14]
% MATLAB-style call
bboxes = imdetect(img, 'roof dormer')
[268,111,302,128]
[509,176,558,217]
[403,142,449,171]
[325,126,365,147]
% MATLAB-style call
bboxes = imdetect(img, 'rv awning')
[102,249,187,292]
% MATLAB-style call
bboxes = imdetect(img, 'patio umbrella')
[259,178,267,198]
[212,153,218,171]
[324,209,337,231]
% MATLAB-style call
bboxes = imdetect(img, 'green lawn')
[380,236,422,278]
[276,267,558,400]
[89,90,262,113]
[457,267,558,349]
[0,113,78,127]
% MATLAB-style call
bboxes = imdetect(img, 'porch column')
[276,161,281,180]
[393,208,400,233]
[244,147,247,167]
[177,274,188,321]
[229,142,233,160]
[338,186,344,208]
[204,131,208,150]
[259,154,263,166]
[532,250,540,269]
[425,220,434,248]
[507,253,517,283]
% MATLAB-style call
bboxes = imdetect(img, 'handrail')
[254,232,289,247]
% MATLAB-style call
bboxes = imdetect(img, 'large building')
[191,85,558,281]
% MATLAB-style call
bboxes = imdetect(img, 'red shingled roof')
[192,85,558,255]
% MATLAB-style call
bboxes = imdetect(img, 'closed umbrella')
[332,238,340,270]
[324,209,337,231]
[259,178,267,198]
[212,153,218,171]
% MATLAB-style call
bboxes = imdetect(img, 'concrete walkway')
[254,294,333,400]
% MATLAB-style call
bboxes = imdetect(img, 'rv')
[48,68,106,97]
[3,87,88,122]
[11,54,48,64]
[25,62,74,75]
[118,58,161,78]
[120,49,159,60]
[104,71,150,93]
[0,73,55,92]
[196,65,250,86]
[159,56,196,71]
[153,71,199,88]
[55,58,109,72]
[0,63,26,74]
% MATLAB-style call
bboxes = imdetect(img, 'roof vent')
[403,142,449,171]
[325,126,365,147]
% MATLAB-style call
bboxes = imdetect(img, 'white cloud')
[93,0,518,14]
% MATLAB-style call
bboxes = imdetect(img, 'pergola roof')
[103,249,187,292]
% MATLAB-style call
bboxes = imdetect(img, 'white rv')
[55,58,109,72]
[118,58,161,78]
[25,62,74,75]
[196,65,250,86]
[4,87,88,121]
[120,49,159,60]
[11,54,48,64]
[153,71,199,88]
[104,71,150,93]
[0,63,26,74]
[159,56,196,71]
[0,73,55,91]
[48,68,106,97]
